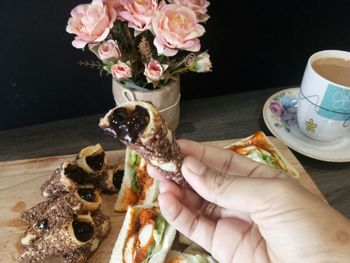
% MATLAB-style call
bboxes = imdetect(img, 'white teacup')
[297,50,350,141]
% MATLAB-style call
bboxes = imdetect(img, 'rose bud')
[191,52,212,73]
[98,40,121,61]
[144,59,168,82]
[111,61,132,79]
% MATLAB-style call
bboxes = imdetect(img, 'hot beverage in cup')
[297,50,350,141]
[312,57,350,87]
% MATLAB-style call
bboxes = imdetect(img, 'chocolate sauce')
[35,219,48,230]
[65,164,88,184]
[113,170,124,190]
[86,153,105,171]
[72,220,94,242]
[77,188,96,202]
[106,106,150,143]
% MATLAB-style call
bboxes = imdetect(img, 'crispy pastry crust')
[100,101,185,185]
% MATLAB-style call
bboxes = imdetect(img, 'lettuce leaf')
[130,166,141,193]
[128,149,140,166]
[128,149,141,193]
[182,253,217,263]
[166,248,217,263]
[183,247,217,263]
[151,214,167,254]
[246,149,278,168]
[142,214,167,263]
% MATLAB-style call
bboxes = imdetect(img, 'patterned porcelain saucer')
[263,87,350,162]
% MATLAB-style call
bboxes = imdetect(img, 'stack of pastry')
[18,144,123,263]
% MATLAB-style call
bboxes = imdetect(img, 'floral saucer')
[263,87,350,162]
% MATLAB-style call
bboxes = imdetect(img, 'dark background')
[1,0,350,130]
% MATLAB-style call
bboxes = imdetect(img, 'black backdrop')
[2,0,350,130]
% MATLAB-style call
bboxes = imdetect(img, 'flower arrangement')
[66,0,212,90]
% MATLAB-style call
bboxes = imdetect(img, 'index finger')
[178,139,280,178]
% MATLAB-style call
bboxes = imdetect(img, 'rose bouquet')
[66,0,212,90]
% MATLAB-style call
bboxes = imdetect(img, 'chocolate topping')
[106,106,150,143]
[77,188,96,202]
[86,153,105,171]
[35,219,48,230]
[72,220,94,242]
[65,164,88,185]
[113,170,124,190]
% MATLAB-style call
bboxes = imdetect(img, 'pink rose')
[119,0,158,31]
[103,0,125,14]
[269,100,283,117]
[66,0,117,49]
[111,61,132,79]
[98,40,121,60]
[144,59,167,82]
[168,0,210,22]
[152,4,205,56]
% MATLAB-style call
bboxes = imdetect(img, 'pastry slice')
[21,186,102,226]
[114,147,159,212]
[76,144,107,173]
[100,101,185,185]
[19,210,110,263]
[95,164,124,194]
[19,212,108,262]
[40,161,93,198]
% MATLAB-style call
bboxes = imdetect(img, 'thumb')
[181,156,301,215]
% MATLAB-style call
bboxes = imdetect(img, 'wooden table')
[1,87,350,219]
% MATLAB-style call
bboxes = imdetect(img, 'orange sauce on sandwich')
[134,208,158,263]
[122,188,139,208]
[137,162,154,203]
[227,131,285,171]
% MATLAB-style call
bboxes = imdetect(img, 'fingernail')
[184,156,206,175]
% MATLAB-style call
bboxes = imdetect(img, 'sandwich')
[225,131,298,178]
[100,101,185,185]
[109,203,176,263]
[165,246,217,263]
[114,147,159,212]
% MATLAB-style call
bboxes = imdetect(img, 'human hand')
[147,139,350,263]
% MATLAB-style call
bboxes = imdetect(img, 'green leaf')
[155,214,166,238]
[183,247,218,263]
[246,150,277,168]
[103,65,111,73]
[130,166,141,193]
[142,214,167,263]
[128,150,140,166]
[103,59,116,66]
[124,80,150,92]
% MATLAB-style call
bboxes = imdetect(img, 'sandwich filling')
[128,150,155,205]
[125,207,168,263]
[227,131,287,172]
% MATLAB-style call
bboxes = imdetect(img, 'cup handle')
[122,89,136,102]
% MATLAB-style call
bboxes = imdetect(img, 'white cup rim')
[308,50,350,90]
